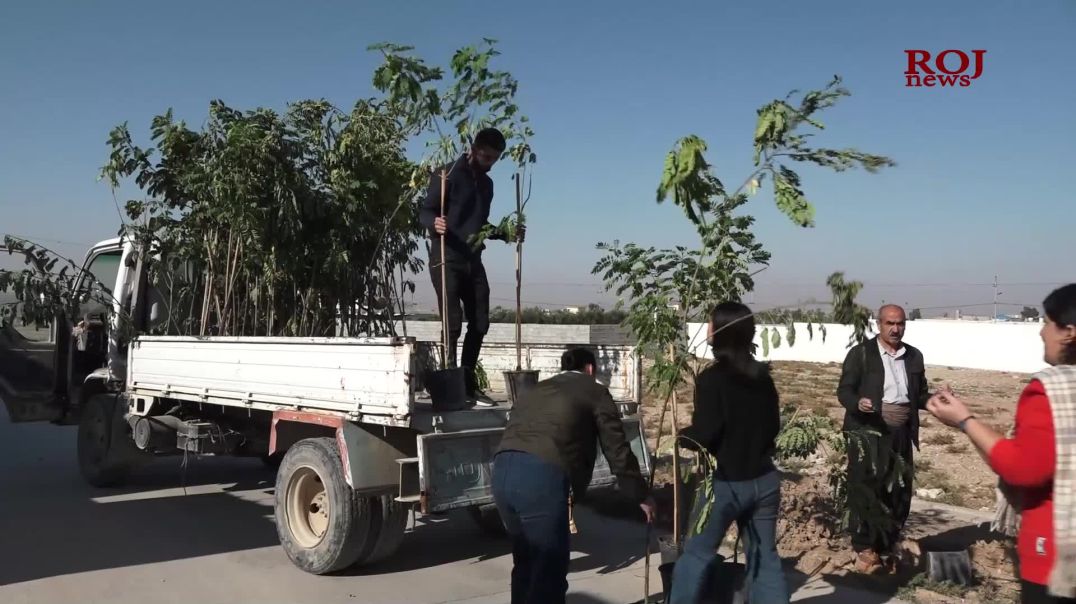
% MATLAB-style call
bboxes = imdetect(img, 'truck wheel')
[275,437,377,574]
[77,394,135,487]
[364,494,410,565]
[467,503,508,537]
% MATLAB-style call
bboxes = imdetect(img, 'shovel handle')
[439,169,449,370]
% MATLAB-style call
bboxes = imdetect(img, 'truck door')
[0,243,122,422]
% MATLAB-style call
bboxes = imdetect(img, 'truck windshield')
[82,250,122,303]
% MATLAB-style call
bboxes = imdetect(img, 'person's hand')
[433,216,447,235]
[639,497,657,524]
[926,387,972,428]
[515,224,526,243]
[857,397,875,413]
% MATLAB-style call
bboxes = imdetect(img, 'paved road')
[0,411,909,603]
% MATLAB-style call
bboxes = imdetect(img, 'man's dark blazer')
[836,336,930,449]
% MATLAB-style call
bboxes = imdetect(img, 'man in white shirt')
[837,304,931,574]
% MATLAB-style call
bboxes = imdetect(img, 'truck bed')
[127,336,641,429]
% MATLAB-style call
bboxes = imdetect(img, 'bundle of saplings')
[100,98,421,338]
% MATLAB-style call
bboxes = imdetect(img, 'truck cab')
[1,237,135,424]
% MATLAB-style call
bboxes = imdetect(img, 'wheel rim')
[286,465,330,548]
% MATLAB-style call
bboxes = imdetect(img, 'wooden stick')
[514,173,523,371]
[439,168,449,370]
[670,344,682,546]
[643,522,652,604]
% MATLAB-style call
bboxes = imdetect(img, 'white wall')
[687,319,1049,374]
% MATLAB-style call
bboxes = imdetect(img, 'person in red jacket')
[927,283,1076,604]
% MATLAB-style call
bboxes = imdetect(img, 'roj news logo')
[904,49,986,87]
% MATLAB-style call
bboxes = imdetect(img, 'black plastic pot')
[659,562,676,602]
[927,550,973,586]
[656,556,747,604]
[427,367,468,411]
[503,369,540,403]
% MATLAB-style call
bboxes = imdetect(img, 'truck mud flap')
[417,418,652,514]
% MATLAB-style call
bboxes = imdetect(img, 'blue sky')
[1,0,1073,316]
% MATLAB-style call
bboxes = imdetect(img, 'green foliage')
[752,76,896,227]
[474,360,491,392]
[594,76,893,403]
[591,77,893,547]
[0,236,118,330]
[827,271,873,346]
[830,429,911,550]
[755,307,833,325]
[484,304,626,325]
[99,98,417,337]
[594,139,772,397]
[766,403,912,550]
[775,405,836,460]
[898,572,972,601]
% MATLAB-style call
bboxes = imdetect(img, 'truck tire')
[274,437,378,574]
[467,503,508,537]
[364,494,409,565]
[77,394,135,487]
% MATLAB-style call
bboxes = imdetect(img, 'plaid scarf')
[1041,365,1076,598]
[996,366,1076,597]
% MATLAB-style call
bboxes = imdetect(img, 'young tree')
[593,76,895,545]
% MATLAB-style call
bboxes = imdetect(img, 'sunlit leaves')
[772,166,815,227]
[752,75,894,226]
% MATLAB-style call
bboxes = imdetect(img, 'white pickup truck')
[0,236,651,575]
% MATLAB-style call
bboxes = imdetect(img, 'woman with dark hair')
[670,301,789,603]
[927,284,1076,604]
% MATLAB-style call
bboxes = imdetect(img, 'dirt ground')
[639,359,1031,603]
[642,360,1031,510]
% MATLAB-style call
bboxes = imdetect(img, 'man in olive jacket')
[493,347,656,604]
[837,304,930,573]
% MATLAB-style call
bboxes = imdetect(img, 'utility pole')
[993,275,1003,322]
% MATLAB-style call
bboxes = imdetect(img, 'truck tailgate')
[415,418,652,513]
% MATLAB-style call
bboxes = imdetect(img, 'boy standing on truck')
[419,127,524,407]
[492,347,657,604]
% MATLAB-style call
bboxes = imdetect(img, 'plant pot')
[427,367,468,411]
[503,369,540,404]
[655,556,747,604]
[658,534,681,565]
[659,561,676,603]
[926,550,973,586]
